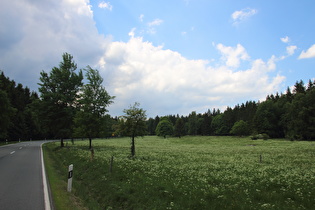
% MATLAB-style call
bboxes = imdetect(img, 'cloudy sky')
[1,0,315,117]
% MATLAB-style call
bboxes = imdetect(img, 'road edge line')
[41,142,52,210]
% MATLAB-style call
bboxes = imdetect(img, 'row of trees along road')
[0,53,116,149]
[1,52,315,152]
[38,53,115,148]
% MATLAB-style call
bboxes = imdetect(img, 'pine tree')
[174,118,185,138]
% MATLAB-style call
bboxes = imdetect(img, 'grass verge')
[43,143,87,210]
[0,141,19,146]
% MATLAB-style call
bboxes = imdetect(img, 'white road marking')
[19,147,22,149]
[41,143,51,210]
[10,151,15,155]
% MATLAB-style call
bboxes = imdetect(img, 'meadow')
[43,136,315,209]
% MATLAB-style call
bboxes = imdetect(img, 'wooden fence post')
[109,156,114,173]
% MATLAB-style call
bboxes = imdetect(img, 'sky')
[1,0,315,117]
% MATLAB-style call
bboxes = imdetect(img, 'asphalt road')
[0,141,51,210]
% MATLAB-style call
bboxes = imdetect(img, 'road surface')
[0,141,51,210]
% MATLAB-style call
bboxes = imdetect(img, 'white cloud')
[280,36,290,43]
[98,1,112,11]
[232,8,257,24]
[99,37,284,116]
[148,19,163,26]
[280,36,297,57]
[139,14,144,22]
[147,28,157,35]
[216,43,250,68]
[286,45,297,56]
[146,19,163,35]
[0,0,108,90]
[0,0,285,117]
[128,28,136,38]
[299,44,315,59]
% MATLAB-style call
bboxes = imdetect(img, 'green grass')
[43,143,87,210]
[44,136,315,209]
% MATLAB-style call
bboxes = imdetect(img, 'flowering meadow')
[44,136,315,209]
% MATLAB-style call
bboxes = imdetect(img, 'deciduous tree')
[118,102,147,157]
[230,120,250,136]
[38,53,83,147]
[74,66,114,149]
[156,117,174,138]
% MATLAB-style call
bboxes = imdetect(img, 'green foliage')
[0,71,41,141]
[188,111,198,135]
[284,89,315,140]
[146,117,156,135]
[174,118,185,137]
[118,102,147,156]
[45,136,315,209]
[0,90,16,139]
[230,120,250,136]
[79,66,114,115]
[73,66,114,148]
[200,111,212,135]
[38,53,83,145]
[253,99,285,138]
[211,114,229,135]
[2,61,315,141]
[155,117,174,138]
[118,102,147,137]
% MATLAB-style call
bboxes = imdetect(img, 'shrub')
[230,120,250,136]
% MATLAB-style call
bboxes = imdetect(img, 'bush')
[250,135,258,140]
[262,133,269,140]
[230,120,250,136]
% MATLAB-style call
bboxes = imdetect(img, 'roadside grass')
[43,144,87,210]
[44,136,315,209]
[0,141,20,146]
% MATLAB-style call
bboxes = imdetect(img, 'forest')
[1,53,315,142]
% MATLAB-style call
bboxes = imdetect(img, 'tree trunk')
[131,136,135,157]
[61,138,64,147]
[89,137,92,149]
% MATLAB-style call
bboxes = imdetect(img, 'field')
[43,136,315,209]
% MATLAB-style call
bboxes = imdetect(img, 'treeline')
[1,53,315,141]
[147,80,315,140]
[0,71,42,140]
[0,53,117,142]
[0,71,117,141]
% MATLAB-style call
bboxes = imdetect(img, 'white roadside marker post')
[67,164,73,192]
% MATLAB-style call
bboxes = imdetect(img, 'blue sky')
[1,0,315,117]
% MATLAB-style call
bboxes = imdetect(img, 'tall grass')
[44,136,315,209]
